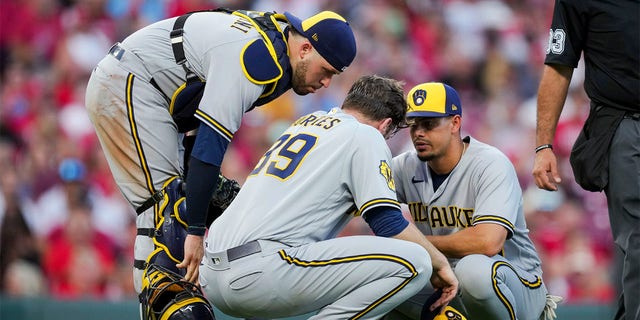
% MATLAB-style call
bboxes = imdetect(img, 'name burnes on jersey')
[407,202,474,229]
[292,114,342,129]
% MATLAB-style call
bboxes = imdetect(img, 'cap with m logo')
[407,82,462,118]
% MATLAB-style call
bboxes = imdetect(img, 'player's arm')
[533,64,573,191]
[535,64,573,147]
[425,224,508,258]
[364,207,458,310]
[178,123,227,283]
[364,206,450,270]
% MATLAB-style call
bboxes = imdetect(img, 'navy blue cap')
[284,11,356,72]
[407,82,462,118]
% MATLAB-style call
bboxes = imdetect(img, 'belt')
[226,241,261,262]
[108,42,125,60]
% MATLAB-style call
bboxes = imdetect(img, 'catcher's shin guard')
[145,177,189,276]
[140,264,215,320]
[138,174,240,275]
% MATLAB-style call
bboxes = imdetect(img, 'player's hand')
[428,264,458,312]
[176,234,204,284]
[532,148,561,191]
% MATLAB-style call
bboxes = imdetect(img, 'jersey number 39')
[250,133,318,180]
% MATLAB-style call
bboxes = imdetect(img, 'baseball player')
[388,83,561,320]
[84,7,356,318]
[199,75,458,319]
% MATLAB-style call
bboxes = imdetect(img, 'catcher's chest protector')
[170,8,292,132]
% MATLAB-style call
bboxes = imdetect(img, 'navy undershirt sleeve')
[363,206,409,237]
[185,157,219,235]
[184,123,229,235]
[191,122,229,166]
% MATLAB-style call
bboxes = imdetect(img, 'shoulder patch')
[241,39,283,85]
[379,160,396,191]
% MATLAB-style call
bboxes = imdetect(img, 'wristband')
[535,144,553,153]
[187,225,206,236]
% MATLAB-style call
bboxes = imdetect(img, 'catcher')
[85,7,356,319]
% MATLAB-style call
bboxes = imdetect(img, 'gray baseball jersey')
[120,10,281,148]
[207,107,399,249]
[200,108,434,319]
[85,11,288,293]
[390,136,547,320]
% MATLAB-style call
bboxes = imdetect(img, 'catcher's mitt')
[211,174,240,211]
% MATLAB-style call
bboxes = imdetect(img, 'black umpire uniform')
[544,1,639,319]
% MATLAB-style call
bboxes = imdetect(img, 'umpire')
[84,7,356,315]
[532,1,639,319]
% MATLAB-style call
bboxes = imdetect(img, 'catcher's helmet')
[434,306,466,320]
[140,264,215,320]
[421,291,467,320]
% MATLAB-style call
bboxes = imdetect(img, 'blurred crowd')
[0,0,616,305]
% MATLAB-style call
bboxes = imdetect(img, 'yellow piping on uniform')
[278,251,417,319]
[194,109,234,140]
[473,215,515,231]
[126,73,156,196]
[169,82,186,115]
[491,261,543,320]
[359,198,401,215]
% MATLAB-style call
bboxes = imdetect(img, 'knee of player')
[454,254,494,300]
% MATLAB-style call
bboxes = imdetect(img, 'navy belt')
[108,42,125,60]
[226,241,261,262]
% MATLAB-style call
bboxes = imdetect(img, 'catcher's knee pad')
[140,264,215,320]
[139,177,189,276]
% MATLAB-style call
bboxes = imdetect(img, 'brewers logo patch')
[379,160,395,191]
[412,89,427,107]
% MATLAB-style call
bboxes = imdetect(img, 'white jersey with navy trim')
[392,136,542,273]
[207,107,400,251]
